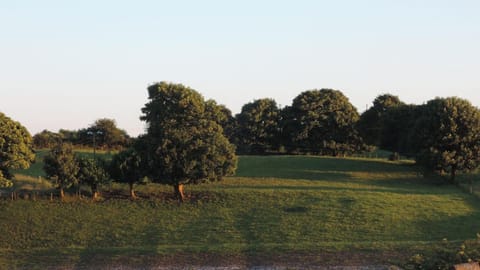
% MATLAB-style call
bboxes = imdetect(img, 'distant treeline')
[33,118,131,150]
[31,85,480,187]
[3,82,480,197]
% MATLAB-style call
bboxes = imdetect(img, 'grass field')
[1,155,480,268]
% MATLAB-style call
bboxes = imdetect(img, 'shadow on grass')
[225,177,457,196]
[236,155,416,179]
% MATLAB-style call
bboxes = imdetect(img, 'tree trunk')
[91,184,99,200]
[451,166,457,185]
[470,178,474,194]
[60,187,65,200]
[174,183,185,202]
[129,182,137,199]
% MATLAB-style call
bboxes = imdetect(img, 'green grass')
[2,155,480,268]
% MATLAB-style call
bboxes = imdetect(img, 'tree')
[43,143,79,199]
[235,98,280,154]
[140,82,237,202]
[0,112,35,188]
[110,147,146,199]
[380,104,421,155]
[90,118,130,149]
[33,130,63,149]
[411,97,480,186]
[357,94,404,146]
[204,100,237,144]
[58,129,79,144]
[77,157,110,200]
[284,89,365,156]
[77,119,130,149]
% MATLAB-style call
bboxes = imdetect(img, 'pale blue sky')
[1,0,479,136]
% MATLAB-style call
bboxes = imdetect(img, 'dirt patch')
[19,251,406,270]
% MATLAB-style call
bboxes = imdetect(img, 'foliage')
[140,82,237,200]
[109,147,146,198]
[83,118,130,149]
[235,98,280,154]
[357,94,404,146]
[0,112,35,187]
[55,119,130,150]
[32,130,63,149]
[204,99,237,143]
[381,104,421,155]
[77,157,111,199]
[411,97,480,183]
[282,89,365,155]
[43,143,79,197]
[405,235,480,270]
[58,129,80,145]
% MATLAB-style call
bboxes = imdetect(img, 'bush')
[404,235,480,270]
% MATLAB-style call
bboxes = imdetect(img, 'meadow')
[1,154,480,268]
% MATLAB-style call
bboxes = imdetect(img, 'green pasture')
[1,155,480,268]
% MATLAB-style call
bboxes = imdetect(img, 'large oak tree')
[140,82,237,202]
[235,98,280,154]
[412,97,480,187]
[283,89,365,156]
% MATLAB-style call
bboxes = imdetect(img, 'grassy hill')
[1,155,480,268]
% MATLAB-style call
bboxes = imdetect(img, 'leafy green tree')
[77,157,110,200]
[380,104,421,155]
[412,97,480,185]
[235,98,280,154]
[43,143,79,199]
[59,129,80,145]
[0,112,35,187]
[357,94,404,146]
[284,89,365,156]
[33,129,63,149]
[205,99,237,143]
[140,82,237,202]
[78,118,130,149]
[110,147,146,199]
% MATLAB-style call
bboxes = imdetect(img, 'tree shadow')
[226,175,458,196]
[236,155,416,179]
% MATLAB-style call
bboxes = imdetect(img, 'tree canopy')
[0,112,35,187]
[87,118,130,149]
[110,147,146,199]
[204,99,236,143]
[43,143,79,198]
[140,82,237,201]
[33,130,63,149]
[283,89,365,156]
[77,157,110,200]
[411,97,480,184]
[357,94,404,146]
[235,98,280,154]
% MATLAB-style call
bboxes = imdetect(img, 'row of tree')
[33,118,131,150]
[357,94,480,185]
[43,143,109,199]
[42,82,238,201]
[216,89,367,156]
[2,82,480,197]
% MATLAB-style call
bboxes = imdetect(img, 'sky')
[1,0,479,137]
